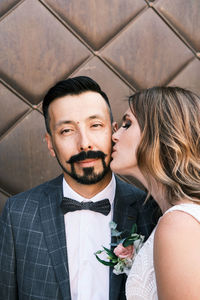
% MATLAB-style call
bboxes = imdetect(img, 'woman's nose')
[112,122,119,143]
[112,130,120,143]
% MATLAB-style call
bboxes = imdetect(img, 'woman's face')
[111,108,144,181]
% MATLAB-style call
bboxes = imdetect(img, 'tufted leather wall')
[0,0,199,212]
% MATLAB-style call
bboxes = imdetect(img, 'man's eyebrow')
[53,115,103,129]
[88,115,103,120]
[54,120,73,129]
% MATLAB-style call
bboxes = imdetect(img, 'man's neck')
[63,171,113,199]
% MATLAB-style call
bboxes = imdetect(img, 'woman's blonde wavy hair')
[129,86,200,205]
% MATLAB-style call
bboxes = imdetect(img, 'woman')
[111,86,200,300]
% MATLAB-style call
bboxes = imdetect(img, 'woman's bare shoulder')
[154,208,200,300]
[155,208,200,241]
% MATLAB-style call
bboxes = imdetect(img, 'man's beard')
[55,150,111,184]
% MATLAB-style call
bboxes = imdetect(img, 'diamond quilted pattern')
[0,191,8,212]
[0,81,29,136]
[102,8,194,89]
[0,0,90,104]
[0,0,20,18]
[169,58,200,95]
[155,0,200,51]
[44,0,146,50]
[0,0,199,206]
[73,56,132,123]
[0,110,61,194]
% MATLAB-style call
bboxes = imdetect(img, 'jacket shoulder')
[4,174,63,210]
[115,175,161,223]
[115,175,146,199]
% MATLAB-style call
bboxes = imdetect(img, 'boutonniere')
[94,221,144,275]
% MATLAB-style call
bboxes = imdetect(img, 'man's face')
[46,91,112,185]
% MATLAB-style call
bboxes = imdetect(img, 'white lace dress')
[126,203,200,300]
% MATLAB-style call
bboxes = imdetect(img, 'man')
[0,76,159,300]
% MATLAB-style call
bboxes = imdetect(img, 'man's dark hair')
[42,76,113,134]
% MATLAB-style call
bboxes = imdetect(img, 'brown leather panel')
[0,110,61,194]
[0,0,198,212]
[102,8,193,89]
[0,191,8,212]
[0,0,20,18]
[73,56,133,123]
[155,0,200,51]
[169,58,200,95]
[0,0,90,105]
[44,0,146,50]
[0,82,29,136]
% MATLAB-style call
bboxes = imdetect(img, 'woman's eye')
[122,120,131,129]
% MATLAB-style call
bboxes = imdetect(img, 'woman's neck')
[147,181,171,214]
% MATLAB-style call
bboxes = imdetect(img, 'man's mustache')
[67,150,107,164]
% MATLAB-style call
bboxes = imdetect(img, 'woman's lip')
[111,150,117,156]
[112,148,117,153]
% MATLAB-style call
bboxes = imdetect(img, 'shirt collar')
[63,173,116,205]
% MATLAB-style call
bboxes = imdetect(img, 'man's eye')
[122,120,131,129]
[92,123,102,128]
[61,129,72,134]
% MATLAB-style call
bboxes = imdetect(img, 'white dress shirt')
[63,174,116,300]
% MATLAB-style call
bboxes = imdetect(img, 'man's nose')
[78,130,93,151]
[80,145,92,151]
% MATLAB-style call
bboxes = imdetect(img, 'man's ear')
[45,133,56,157]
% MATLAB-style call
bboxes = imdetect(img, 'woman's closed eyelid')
[122,119,132,129]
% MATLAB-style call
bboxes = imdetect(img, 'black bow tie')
[61,197,111,216]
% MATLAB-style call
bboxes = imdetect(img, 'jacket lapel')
[39,175,71,300]
[39,175,139,300]
[109,177,138,300]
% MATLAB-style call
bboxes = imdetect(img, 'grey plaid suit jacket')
[0,174,160,300]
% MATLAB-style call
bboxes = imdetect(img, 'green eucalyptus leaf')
[131,223,137,234]
[123,239,134,247]
[103,246,118,259]
[111,230,123,237]
[119,237,126,244]
[109,221,117,230]
[131,233,140,239]
[95,254,116,266]
[95,250,103,255]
